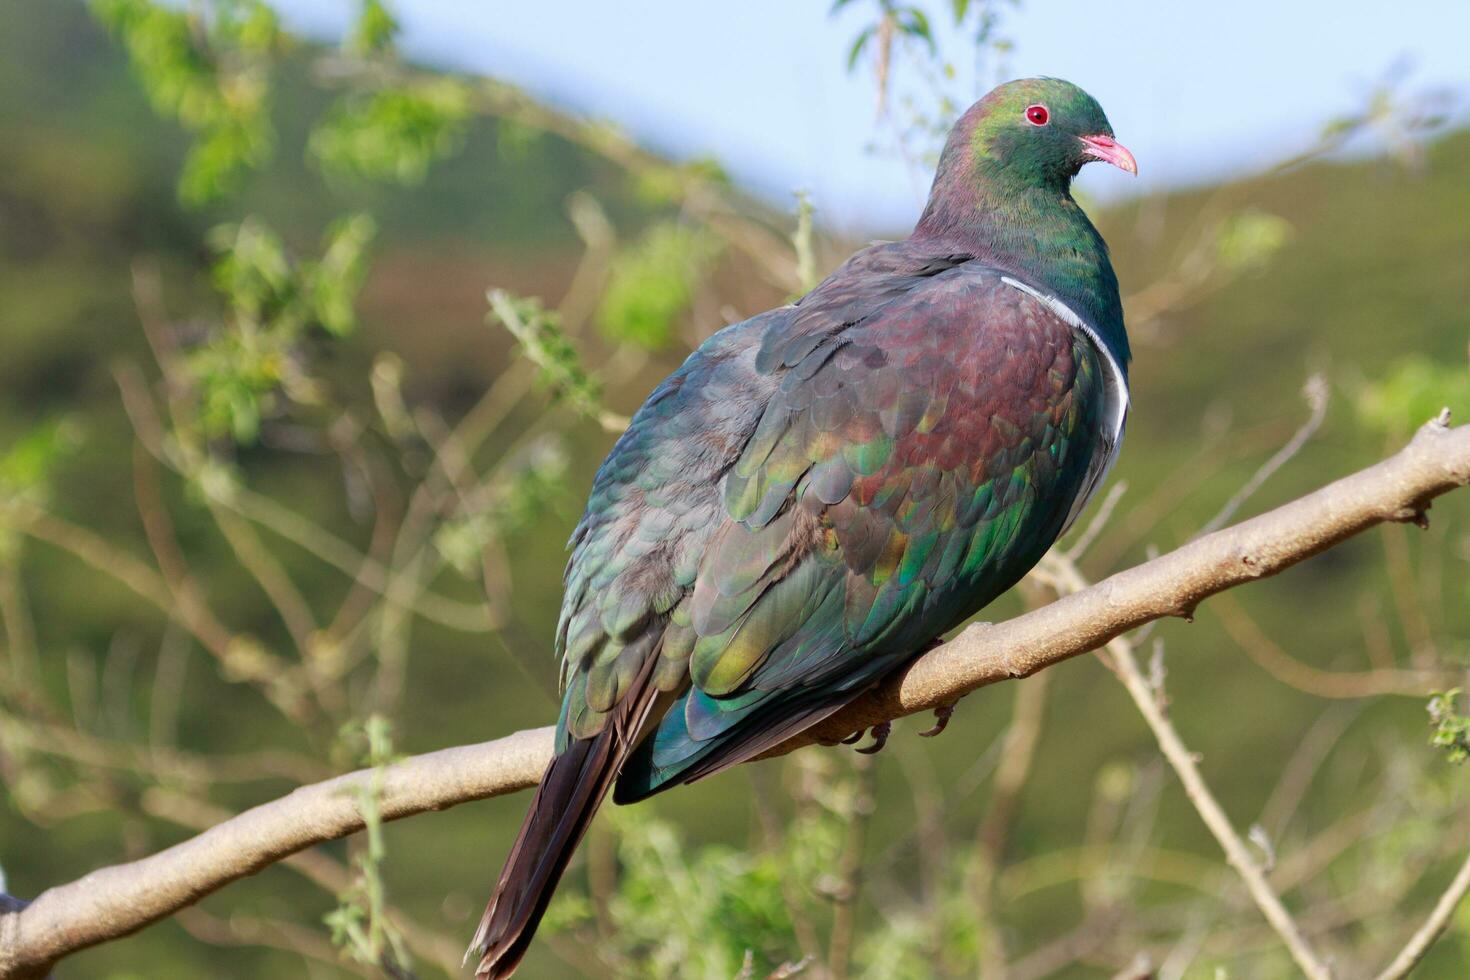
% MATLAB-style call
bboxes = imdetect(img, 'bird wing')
[552,249,1107,800]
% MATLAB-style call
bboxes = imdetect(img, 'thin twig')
[971,670,1052,978]
[1046,547,1336,977]
[1065,480,1128,561]
[1213,592,1452,698]
[1197,375,1328,537]
[1372,850,1470,980]
[826,755,875,980]
[1104,628,1331,979]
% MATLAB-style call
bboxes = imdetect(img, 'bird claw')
[917,701,957,737]
[838,729,866,745]
[854,720,892,755]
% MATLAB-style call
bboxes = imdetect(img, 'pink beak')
[1079,134,1138,176]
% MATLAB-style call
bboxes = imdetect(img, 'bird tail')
[468,667,661,979]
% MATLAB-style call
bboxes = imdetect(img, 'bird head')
[957,77,1136,186]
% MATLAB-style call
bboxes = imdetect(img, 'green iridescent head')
[955,77,1136,188]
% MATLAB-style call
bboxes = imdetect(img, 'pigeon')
[470,76,1136,978]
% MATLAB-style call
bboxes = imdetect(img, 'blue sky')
[278,1,1468,233]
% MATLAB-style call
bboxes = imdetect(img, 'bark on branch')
[3,415,1468,979]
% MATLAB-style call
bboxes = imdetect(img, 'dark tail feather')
[467,732,621,978]
[469,664,662,979]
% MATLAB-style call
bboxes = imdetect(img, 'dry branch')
[2,415,1468,978]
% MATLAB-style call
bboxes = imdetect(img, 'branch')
[3,415,1468,978]
[1373,849,1470,980]
[1105,633,1331,979]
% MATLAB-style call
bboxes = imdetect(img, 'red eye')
[1025,104,1050,126]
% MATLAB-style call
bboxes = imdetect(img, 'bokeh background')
[2,1,1469,978]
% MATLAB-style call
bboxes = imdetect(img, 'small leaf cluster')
[190,214,376,443]
[91,0,282,203]
[631,156,730,207]
[487,290,605,419]
[543,791,833,978]
[326,715,414,976]
[1427,689,1470,765]
[93,0,475,203]
[598,222,721,351]
[837,0,937,70]
[541,754,973,979]
[310,80,472,185]
[347,0,399,56]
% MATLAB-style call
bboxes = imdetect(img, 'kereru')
[471,76,1136,978]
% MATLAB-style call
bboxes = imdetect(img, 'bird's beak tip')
[1080,134,1138,176]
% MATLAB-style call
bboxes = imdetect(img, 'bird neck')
[913,162,1131,373]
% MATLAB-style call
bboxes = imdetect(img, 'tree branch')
[3,415,1468,978]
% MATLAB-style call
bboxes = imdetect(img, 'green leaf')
[845,25,875,70]
[899,6,936,52]
[186,216,375,443]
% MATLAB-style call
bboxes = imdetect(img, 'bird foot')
[917,701,958,738]
[854,720,892,755]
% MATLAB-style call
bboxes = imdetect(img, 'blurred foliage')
[488,289,606,420]
[91,0,283,203]
[836,0,1017,167]
[1357,353,1470,437]
[791,190,820,294]
[1429,690,1470,765]
[1213,208,1294,276]
[0,417,84,561]
[545,756,874,978]
[326,715,415,976]
[192,213,375,442]
[347,0,400,57]
[310,81,472,186]
[632,155,731,208]
[547,810,812,977]
[434,436,574,579]
[838,0,937,69]
[0,417,85,507]
[597,221,722,350]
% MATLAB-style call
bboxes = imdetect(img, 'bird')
[469,76,1136,978]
